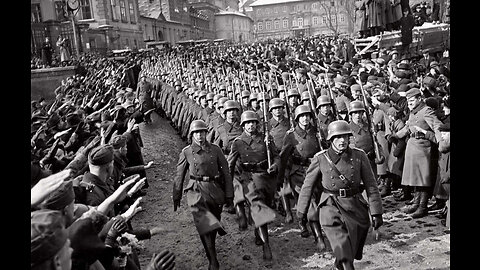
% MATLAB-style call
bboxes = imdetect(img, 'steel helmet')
[294,105,313,121]
[326,120,352,140]
[258,92,271,103]
[249,92,258,102]
[301,91,310,101]
[213,94,224,104]
[227,86,234,93]
[269,98,285,111]
[348,100,365,114]
[223,100,240,113]
[189,120,208,136]
[198,91,207,99]
[316,95,332,108]
[174,80,182,87]
[206,92,215,101]
[240,110,259,126]
[287,89,300,98]
[219,84,227,91]
[217,97,229,108]
[278,85,286,92]
[241,90,251,99]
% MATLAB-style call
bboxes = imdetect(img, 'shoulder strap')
[322,152,350,182]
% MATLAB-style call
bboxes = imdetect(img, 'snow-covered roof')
[250,0,305,7]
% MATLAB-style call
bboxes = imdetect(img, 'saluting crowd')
[31,29,450,270]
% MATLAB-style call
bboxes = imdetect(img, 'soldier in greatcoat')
[173,120,233,270]
[296,120,383,270]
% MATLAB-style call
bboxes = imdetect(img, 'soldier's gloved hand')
[267,163,278,174]
[372,214,383,230]
[145,250,175,270]
[105,216,127,247]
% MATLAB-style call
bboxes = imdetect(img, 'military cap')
[438,122,450,132]
[218,97,229,108]
[88,145,114,166]
[68,217,107,265]
[405,88,421,99]
[110,134,127,149]
[394,70,408,79]
[31,210,68,267]
[425,97,440,110]
[389,50,399,56]
[430,61,439,68]
[397,63,410,70]
[40,180,75,211]
[423,76,437,88]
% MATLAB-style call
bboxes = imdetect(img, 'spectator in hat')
[395,88,443,219]
[31,209,71,270]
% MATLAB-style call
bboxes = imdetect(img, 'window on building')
[332,15,336,24]
[274,7,278,13]
[257,22,263,31]
[298,18,303,27]
[31,3,42,23]
[283,6,287,12]
[265,8,270,14]
[125,38,129,48]
[322,16,327,25]
[54,1,66,21]
[297,5,301,11]
[339,0,345,5]
[283,19,288,28]
[134,39,137,49]
[340,14,345,23]
[313,16,319,25]
[128,1,135,23]
[257,9,261,15]
[111,0,118,20]
[79,0,92,19]
[266,21,271,30]
[119,0,127,22]
[292,19,297,27]
[274,20,280,29]
[312,3,318,10]
[331,0,335,7]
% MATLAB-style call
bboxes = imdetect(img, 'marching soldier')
[173,120,233,270]
[213,100,243,155]
[207,97,228,143]
[316,95,336,142]
[278,105,326,251]
[227,110,280,261]
[240,90,251,111]
[296,120,384,270]
[348,101,378,175]
[248,92,259,112]
[287,89,300,112]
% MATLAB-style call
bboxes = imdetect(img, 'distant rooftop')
[250,0,305,7]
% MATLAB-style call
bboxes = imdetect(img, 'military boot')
[309,221,326,252]
[281,195,294,224]
[299,216,310,238]
[235,202,248,231]
[402,191,420,214]
[258,225,272,261]
[254,228,263,246]
[411,191,429,219]
[379,178,392,197]
[395,186,413,202]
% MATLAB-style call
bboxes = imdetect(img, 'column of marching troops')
[135,42,450,270]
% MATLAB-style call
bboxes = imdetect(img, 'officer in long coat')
[227,110,280,261]
[296,120,383,270]
[136,75,155,124]
[395,88,442,219]
[173,120,233,270]
[279,105,326,252]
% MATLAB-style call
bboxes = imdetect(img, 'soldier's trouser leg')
[258,224,273,261]
[309,221,326,252]
[200,231,219,270]
[281,194,293,223]
[235,202,248,231]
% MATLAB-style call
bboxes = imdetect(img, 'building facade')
[249,0,351,41]
[214,10,253,43]
[31,0,144,56]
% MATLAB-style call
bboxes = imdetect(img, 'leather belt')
[323,187,361,198]
[190,175,220,182]
[241,161,267,173]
